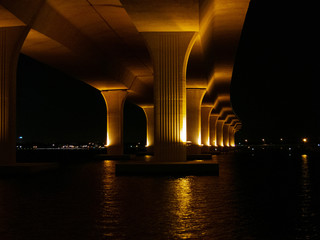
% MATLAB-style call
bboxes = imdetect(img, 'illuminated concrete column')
[101,90,128,155]
[201,106,213,147]
[187,88,205,154]
[216,119,224,147]
[223,123,231,147]
[229,126,235,147]
[140,105,154,150]
[142,32,196,162]
[209,114,219,146]
[0,27,27,164]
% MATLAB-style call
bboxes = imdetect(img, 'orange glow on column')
[181,117,187,143]
[105,134,110,147]
[212,140,217,147]
[197,134,201,146]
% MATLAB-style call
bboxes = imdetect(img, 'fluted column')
[140,105,154,152]
[101,90,127,155]
[0,26,27,164]
[223,123,231,147]
[186,88,205,154]
[216,119,224,147]
[142,32,196,162]
[210,114,219,146]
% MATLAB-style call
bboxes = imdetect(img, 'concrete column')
[142,32,196,162]
[0,26,27,164]
[101,90,128,155]
[140,105,154,152]
[210,114,219,146]
[223,123,231,147]
[186,88,205,154]
[229,126,235,147]
[201,106,213,146]
[216,119,224,147]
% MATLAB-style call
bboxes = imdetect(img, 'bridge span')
[0,0,248,163]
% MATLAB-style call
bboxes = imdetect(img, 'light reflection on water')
[98,157,250,239]
[295,154,319,240]
[0,153,319,239]
[173,178,192,236]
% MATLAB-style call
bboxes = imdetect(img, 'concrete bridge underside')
[0,0,247,163]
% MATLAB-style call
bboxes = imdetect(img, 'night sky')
[17,0,320,145]
[17,56,146,145]
[231,0,320,143]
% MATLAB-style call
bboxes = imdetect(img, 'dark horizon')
[16,0,320,145]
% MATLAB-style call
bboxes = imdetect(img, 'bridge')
[1,0,248,164]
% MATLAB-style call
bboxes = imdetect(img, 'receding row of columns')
[0,28,238,164]
[100,90,239,156]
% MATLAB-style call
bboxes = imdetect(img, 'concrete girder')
[1,0,250,107]
[0,0,250,162]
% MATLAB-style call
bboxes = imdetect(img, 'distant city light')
[262,138,265,142]
[280,138,283,141]
[302,138,308,143]
[19,136,23,139]
[244,139,248,142]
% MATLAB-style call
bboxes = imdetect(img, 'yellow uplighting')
[213,140,217,147]
[206,137,210,146]
[181,118,187,142]
[106,134,110,147]
[197,134,201,146]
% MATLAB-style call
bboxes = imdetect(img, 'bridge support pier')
[101,90,128,155]
[142,32,196,162]
[0,26,27,164]
[201,106,213,148]
[216,119,224,147]
[223,123,231,147]
[186,88,205,155]
[229,126,235,147]
[210,114,219,147]
[140,105,154,153]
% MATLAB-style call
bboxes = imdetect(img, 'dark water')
[0,152,319,239]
